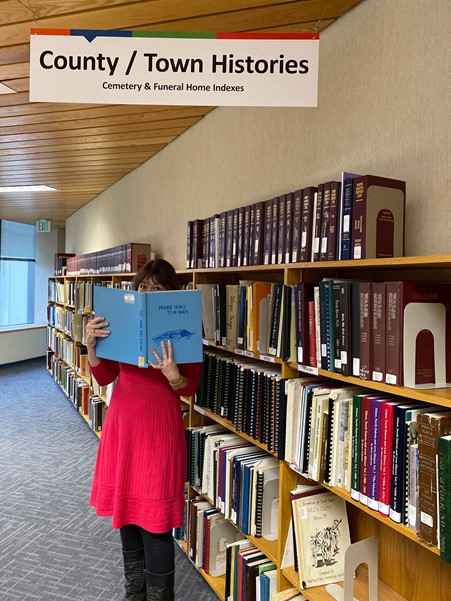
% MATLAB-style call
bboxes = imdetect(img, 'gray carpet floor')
[0,357,218,601]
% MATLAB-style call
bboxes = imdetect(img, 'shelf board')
[199,569,225,599]
[282,564,407,601]
[286,366,451,408]
[287,463,440,557]
[193,404,277,457]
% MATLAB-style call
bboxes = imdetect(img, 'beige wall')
[66,0,451,269]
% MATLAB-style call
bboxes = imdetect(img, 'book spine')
[438,435,451,563]
[351,394,362,501]
[284,192,294,264]
[137,292,147,367]
[359,282,372,380]
[270,197,279,265]
[291,189,303,263]
[351,177,367,259]
[378,403,395,516]
[319,182,331,261]
[371,282,386,382]
[340,178,354,260]
[327,181,340,261]
[263,199,273,266]
[299,187,316,262]
[367,398,382,510]
[312,183,324,262]
[277,195,286,264]
[359,396,371,506]
[385,281,403,386]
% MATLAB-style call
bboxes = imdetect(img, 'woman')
[86,259,202,601]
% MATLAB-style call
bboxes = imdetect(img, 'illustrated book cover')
[291,490,351,589]
[93,286,202,367]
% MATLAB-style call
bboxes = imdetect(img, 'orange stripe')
[30,28,71,36]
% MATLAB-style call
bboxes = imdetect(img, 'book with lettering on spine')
[351,174,405,260]
[438,434,451,563]
[94,286,202,367]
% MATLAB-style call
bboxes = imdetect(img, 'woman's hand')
[85,316,110,348]
[149,340,185,389]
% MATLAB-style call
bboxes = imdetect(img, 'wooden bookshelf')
[185,256,451,601]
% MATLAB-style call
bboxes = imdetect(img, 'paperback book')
[93,286,202,367]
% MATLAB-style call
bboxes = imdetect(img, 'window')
[0,220,36,327]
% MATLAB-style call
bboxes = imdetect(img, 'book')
[207,511,243,577]
[338,172,361,260]
[198,283,216,340]
[371,281,386,382]
[291,490,351,589]
[351,174,406,260]
[385,280,451,387]
[418,411,451,545]
[326,181,341,261]
[438,434,451,563]
[299,187,317,263]
[94,286,202,367]
[359,282,372,380]
[291,189,303,263]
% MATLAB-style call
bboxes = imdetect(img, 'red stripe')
[216,32,319,40]
[31,28,71,36]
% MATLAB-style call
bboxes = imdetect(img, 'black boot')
[123,547,146,600]
[145,569,175,601]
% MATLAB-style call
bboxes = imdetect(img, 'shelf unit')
[46,272,135,438]
[183,255,451,601]
[47,256,451,600]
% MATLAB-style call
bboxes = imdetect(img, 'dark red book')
[299,186,317,263]
[291,189,303,263]
[359,282,372,380]
[312,182,324,262]
[371,282,386,383]
[277,194,286,264]
[385,281,451,387]
[327,181,341,261]
[351,174,406,260]
[284,192,294,264]
[319,181,332,261]
[263,198,273,265]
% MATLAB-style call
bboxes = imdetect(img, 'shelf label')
[259,354,276,363]
[298,364,319,375]
[194,404,206,415]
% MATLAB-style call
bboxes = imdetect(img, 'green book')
[438,434,451,563]
[350,393,364,501]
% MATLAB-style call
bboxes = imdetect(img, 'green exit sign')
[36,219,51,232]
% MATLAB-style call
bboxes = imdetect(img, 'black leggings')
[120,524,174,574]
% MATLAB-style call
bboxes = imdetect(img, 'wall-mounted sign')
[29,29,319,107]
[36,219,51,232]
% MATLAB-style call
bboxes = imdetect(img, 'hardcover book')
[438,434,451,563]
[418,411,451,545]
[93,286,202,367]
[351,174,406,260]
[385,281,451,387]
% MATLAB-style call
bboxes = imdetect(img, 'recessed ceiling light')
[0,185,58,192]
[0,82,17,95]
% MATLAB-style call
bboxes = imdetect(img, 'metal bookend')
[325,536,378,601]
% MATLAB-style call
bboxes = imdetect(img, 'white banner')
[29,29,319,107]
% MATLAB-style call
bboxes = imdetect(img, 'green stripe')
[132,31,216,39]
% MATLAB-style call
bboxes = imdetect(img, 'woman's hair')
[130,258,179,291]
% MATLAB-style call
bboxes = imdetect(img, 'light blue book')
[93,286,202,367]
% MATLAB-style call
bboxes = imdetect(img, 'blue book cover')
[93,286,203,367]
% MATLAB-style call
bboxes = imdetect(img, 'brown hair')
[130,258,179,291]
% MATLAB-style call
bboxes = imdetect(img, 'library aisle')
[0,357,217,601]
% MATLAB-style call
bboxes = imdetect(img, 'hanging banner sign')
[29,29,319,107]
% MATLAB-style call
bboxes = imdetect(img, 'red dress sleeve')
[177,362,203,396]
[89,358,120,385]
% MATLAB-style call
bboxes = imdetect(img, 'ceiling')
[0,0,362,228]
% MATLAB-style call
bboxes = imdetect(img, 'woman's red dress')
[89,359,202,533]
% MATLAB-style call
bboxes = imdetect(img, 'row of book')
[57,242,152,276]
[195,350,451,561]
[46,352,109,432]
[186,173,405,269]
[186,426,279,542]
[199,278,451,388]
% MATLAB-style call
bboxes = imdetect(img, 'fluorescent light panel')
[0,185,58,192]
